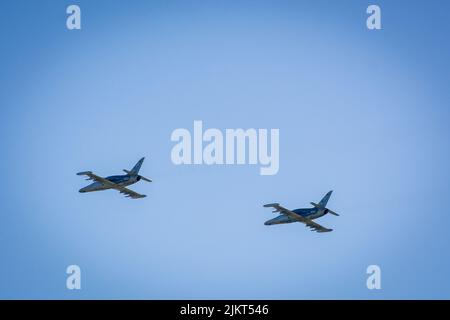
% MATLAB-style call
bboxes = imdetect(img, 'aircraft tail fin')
[318,190,333,207]
[311,191,339,216]
[130,157,145,175]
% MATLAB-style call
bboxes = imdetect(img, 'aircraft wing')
[77,171,146,199]
[263,203,332,233]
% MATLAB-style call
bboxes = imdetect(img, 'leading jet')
[263,191,339,233]
[77,157,151,199]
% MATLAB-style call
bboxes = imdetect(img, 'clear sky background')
[1,0,450,299]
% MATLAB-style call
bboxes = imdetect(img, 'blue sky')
[1,0,450,299]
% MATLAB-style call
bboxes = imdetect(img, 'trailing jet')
[77,157,151,199]
[263,191,339,233]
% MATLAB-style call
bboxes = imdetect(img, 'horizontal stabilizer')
[140,176,152,182]
[327,210,339,216]
[311,202,339,216]
[310,202,321,208]
[123,169,152,182]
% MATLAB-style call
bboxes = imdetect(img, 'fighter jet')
[263,191,339,233]
[77,157,151,199]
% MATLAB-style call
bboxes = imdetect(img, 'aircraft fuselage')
[264,207,328,225]
[79,175,140,193]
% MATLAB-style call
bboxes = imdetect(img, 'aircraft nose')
[79,188,86,193]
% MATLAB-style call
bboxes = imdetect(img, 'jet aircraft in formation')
[263,191,339,233]
[77,159,340,232]
[77,157,151,199]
